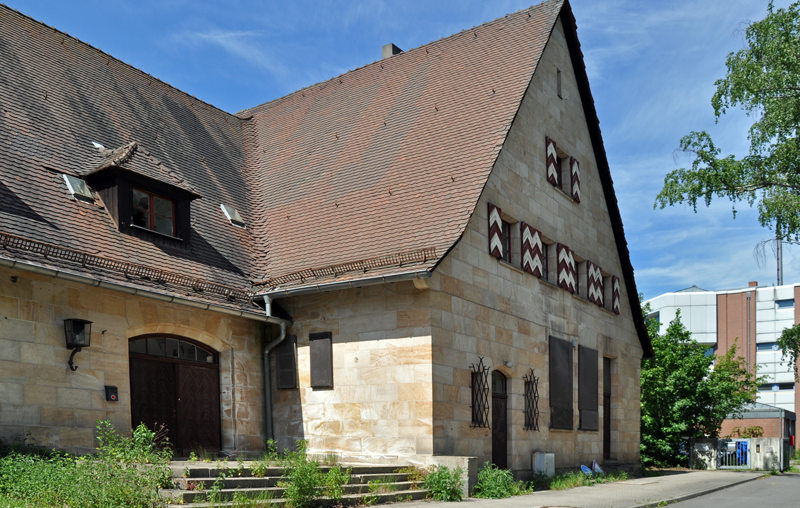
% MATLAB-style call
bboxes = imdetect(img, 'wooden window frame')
[501,220,512,264]
[132,187,176,237]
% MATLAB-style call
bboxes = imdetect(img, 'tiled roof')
[0,3,257,308]
[240,1,562,286]
[0,1,651,355]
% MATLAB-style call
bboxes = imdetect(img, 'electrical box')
[533,452,555,478]
[105,385,118,402]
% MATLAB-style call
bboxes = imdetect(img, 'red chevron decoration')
[557,243,576,293]
[612,276,621,314]
[488,203,503,259]
[520,222,544,277]
[570,157,581,202]
[587,261,603,306]
[546,137,559,185]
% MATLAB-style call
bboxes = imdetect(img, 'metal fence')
[718,438,751,469]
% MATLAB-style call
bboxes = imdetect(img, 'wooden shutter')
[520,222,544,277]
[570,157,581,202]
[546,137,559,185]
[488,203,503,259]
[309,332,333,388]
[549,336,573,429]
[612,276,621,314]
[556,244,577,293]
[275,335,297,389]
[587,261,604,307]
[578,345,599,431]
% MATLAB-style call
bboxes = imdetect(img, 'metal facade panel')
[549,336,573,429]
[309,332,334,388]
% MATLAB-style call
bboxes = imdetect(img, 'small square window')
[132,188,175,236]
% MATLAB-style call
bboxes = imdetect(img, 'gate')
[718,439,750,469]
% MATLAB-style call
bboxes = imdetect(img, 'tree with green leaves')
[655,2,800,241]
[640,306,762,467]
[777,323,800,381]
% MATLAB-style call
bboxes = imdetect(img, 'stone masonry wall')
[272,282,434,460]
[424,18,643,474]
[0,265,265,454]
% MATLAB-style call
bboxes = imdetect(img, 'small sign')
[105,385,118,402]
[581,465,593,476]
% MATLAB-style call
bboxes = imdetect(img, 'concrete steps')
[162,461,427,507]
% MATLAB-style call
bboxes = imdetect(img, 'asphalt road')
[674,473,800,508]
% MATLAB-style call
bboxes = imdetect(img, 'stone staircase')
[161,461,428,507]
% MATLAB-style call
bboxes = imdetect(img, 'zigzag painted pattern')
[520,222,543,277]
[488,203,503,259]
[587,261,603,306]
[570,157,581,202]
[546,137,559,185]
[612,276,621,314]
[557,243,576,293]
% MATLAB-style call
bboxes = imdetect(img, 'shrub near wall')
[0,421,172,508]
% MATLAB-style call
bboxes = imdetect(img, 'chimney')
[748,281,758,287]
[382,43,403,60]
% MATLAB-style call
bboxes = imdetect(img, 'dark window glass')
[147,337,166,357]
[549,336,573,430]
[129,338,147,354]
[132,188,174,236]
[197,347,213,363]
[776,299,795,309]
[491,371,506,394]
[179,342,196,361]
[132,188,150,228]
[501,221,512,263]
[542,243,549,280]
[757,342,779,351]
[166,339,180,359]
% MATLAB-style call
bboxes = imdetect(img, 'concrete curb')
[627,474,763,508]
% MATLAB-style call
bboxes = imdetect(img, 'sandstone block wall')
[421,17,643,473]
[0,265,265,454]
[272,282,434,460]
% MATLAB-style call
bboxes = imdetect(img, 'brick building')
[0,0,651,476]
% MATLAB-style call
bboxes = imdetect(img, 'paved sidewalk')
[403,470,763,508]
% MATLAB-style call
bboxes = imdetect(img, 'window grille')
[470,356,490,428]
[523,368,540,431]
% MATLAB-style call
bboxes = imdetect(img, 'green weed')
[422,465,464,501]
[472,462,531,498]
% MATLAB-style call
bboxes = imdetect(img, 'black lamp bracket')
[68,346,82,371]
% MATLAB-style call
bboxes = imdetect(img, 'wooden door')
[176,363,221,455]
[491,393,508,469]
[130,356,178,447]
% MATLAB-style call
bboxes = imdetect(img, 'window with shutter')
[521,222,544,278]
[612,276,621,314]
[549,336,573,429]
[587,261,604,307]
[275,335,297,390]
[578,345,599,431]
[556,244,577,293]
[309,332,333,388]
[569,157,581,202]
[546,137,559,186]
[488,203,503,259]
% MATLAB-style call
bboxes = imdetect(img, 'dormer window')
[132,188,175,236]
[220,204,245,228]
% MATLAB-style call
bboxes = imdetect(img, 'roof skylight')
[63,174,95,203]
[220,204,245,228]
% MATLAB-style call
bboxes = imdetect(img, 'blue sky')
[9,0,794,298]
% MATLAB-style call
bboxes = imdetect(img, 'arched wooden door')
[129,335,220,456]
[491,371,508,469]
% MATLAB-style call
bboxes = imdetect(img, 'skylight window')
[63,174,95,203]
[220,204,245,228]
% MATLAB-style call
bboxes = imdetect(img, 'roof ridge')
[236,0,562,118]
[0,3,241,120]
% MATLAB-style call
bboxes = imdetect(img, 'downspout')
[262,296,292,444]
[746,292,751,373]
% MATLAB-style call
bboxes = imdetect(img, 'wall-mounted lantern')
[64,319,92,371]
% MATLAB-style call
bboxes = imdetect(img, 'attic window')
[220,204,246,228]
[132,188,175,236]
[63,175,95,203]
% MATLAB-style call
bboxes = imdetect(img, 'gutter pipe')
[258,269,432,299]
[261,296,292,444]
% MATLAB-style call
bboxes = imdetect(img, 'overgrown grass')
[472,462,531,498]
[422,465,464,501]
[533,469,631,491]
[0,420,173,508]
[276,440,351,508]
